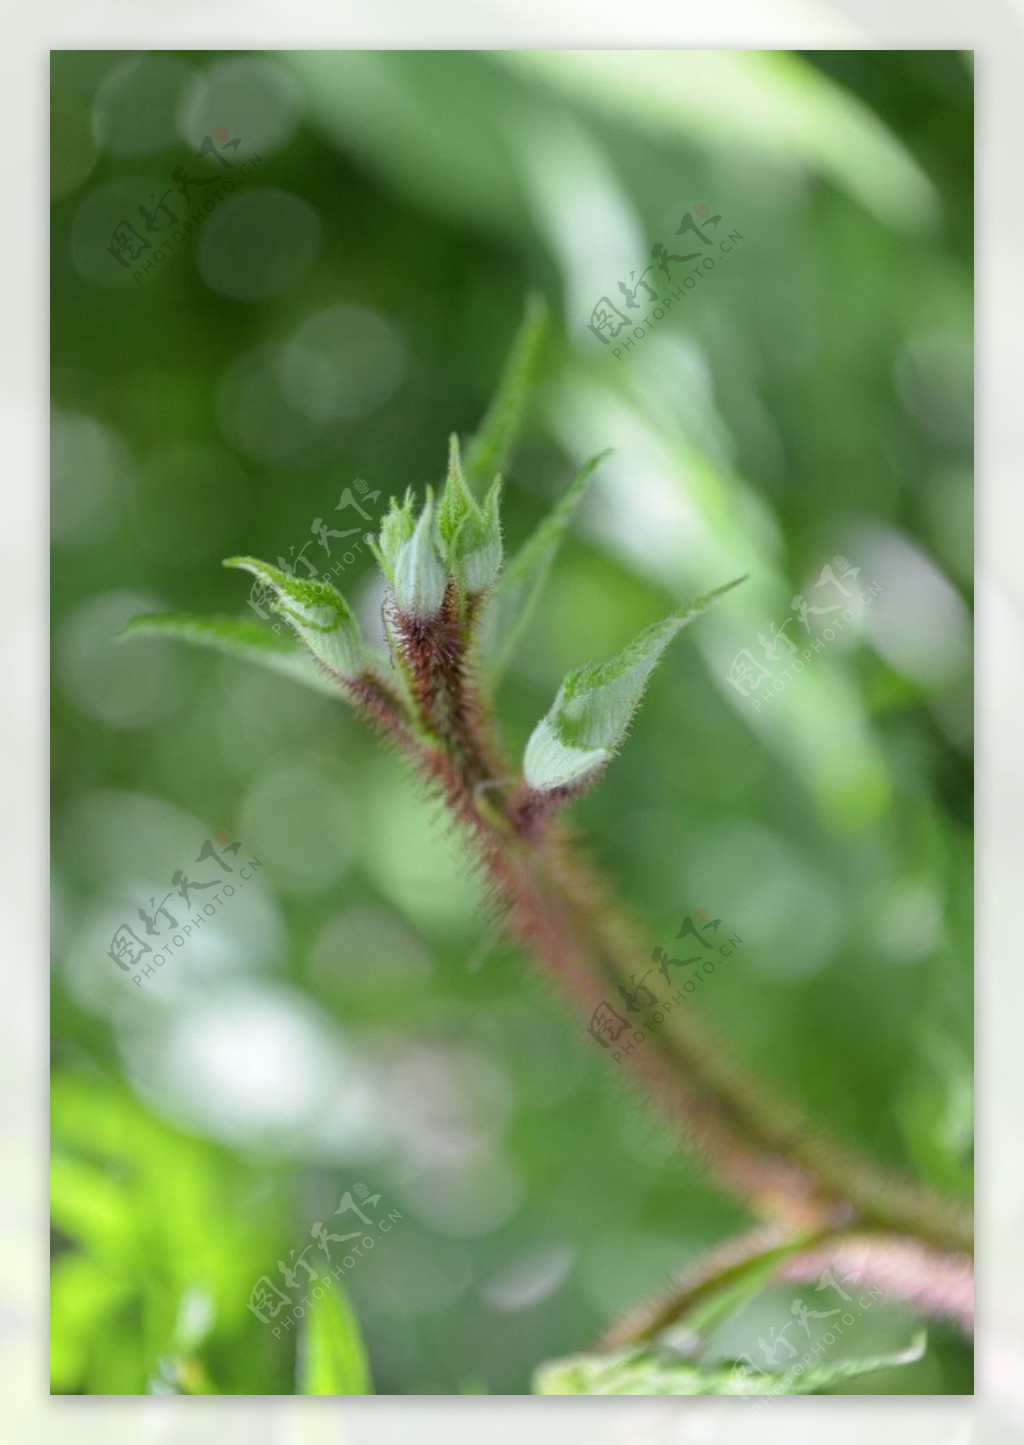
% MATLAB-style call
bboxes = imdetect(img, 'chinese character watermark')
[587,908,743,1062]
[246,1183,402,1337]
[588,204,744,360]
[742,1262,887,1404]
[106,128,264,283]
[106,830,261,985]
[246,479,385,631]
[726,556,883,711]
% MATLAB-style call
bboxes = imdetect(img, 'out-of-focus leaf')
[50,1254,134,1392]
[50,1155,135,1258]
[478,449,607,683]
[463,292,548,490]
[533,1333,926,1395]
[120,614,339,697]
[500,50,937,230]
[297,1284,373,1395]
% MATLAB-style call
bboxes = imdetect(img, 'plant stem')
[389,593,972,1295]
[601,1224,974,1348]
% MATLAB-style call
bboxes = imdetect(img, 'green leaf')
[438,435,503,593]
[120,613,341,698]
[370,490,448,618]
[50,1255,135,1392]
[478,450,607,683]
[523,578,745,793]
[223,557,369,679]
[533,1333,926,1396]
[461,478,503,593]
[437,433,476,554]
[51,1154,136,1258]
[463,292,548,490]
[296,1283,373,1395]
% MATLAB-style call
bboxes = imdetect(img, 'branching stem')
[373,581,972,1344]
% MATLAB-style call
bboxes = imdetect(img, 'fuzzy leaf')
[437,434,476,555]
[371,487,417,582]
[223,557,368,680]
[382,491,448,618]
[533,1333,926,1396]
[479,450,607,682]
[523,578,745,793]
[296,1284,372,1395]
[438,435,503,593]
[463,293,548,490]
[119,614,339,697]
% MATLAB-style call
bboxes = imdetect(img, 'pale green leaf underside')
[296,1284,373,1395]
[533,1333,926,1396]
[523,577,745,792]
[223,555,370,677]
[119,614,340,698]
[479,449,608,684]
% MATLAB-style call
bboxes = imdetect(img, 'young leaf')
[438,435,503,593]
[296,1284,373,1395]
[461,478,503,593]
[478,450,608,682]
[371,487,417,582]
[119,614,340,698]
[373,491,448,619]
[223,557,368,680]
[437,433,476,557]
[523,578,745,793]
[463,292,549,490]
[533,1333,926,1396]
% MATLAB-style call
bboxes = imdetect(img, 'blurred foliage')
[51,49,972,1394]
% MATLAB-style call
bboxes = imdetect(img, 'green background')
[51,49,973,1394]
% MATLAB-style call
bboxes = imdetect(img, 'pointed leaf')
[479,450,608,682]
[438,437,503,594]
[371,487,417,582]
[437,433,477,555]
[119,614,339,697]
[297,1283,372,1395]
[533,1333,926,1396]
[463,292,548,489]
[523,578,745,793]
[223,557,369,680]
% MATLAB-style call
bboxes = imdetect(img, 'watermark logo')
[246,1183,402,1337]
[588,204,744,359]
[106,128,264,283]
[727,556,883,711]
[743,1261,886,1404]
[587,908,743,1061]
[246,479,386,632]
[106,830,261,985]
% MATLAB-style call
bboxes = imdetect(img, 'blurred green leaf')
[51,1155,136,1258]
[121,613,341,696]
[297,1284,373,1395]
[463,292,549,490]
[479,449,607,684]
[534,1332,926,1395]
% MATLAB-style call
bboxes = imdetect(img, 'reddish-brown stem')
[383,580,973,1311]
[600,1224,974,1348]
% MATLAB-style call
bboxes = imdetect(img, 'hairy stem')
[391,588,972,1310]
[600,1224,973,1348]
